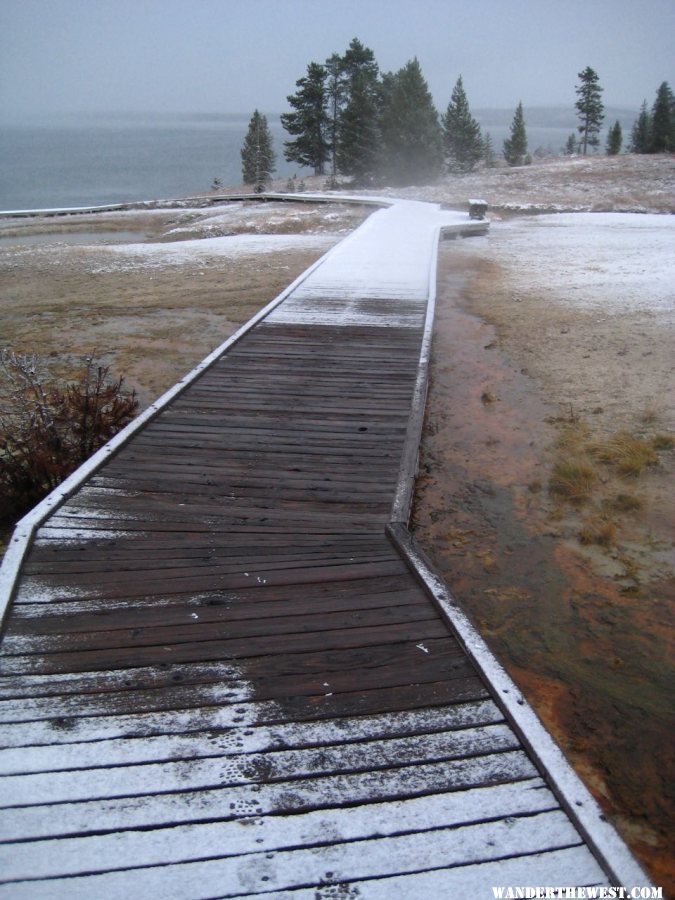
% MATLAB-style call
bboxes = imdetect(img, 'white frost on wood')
[0,809,590,898]
[1,750,537,842]
[0,700,502,767]
[0,779,556,882]
[0,678,254,724]
[270,846,606,900]
[0,724,519,806]
[269,203,470,327]
[11,579,93,605]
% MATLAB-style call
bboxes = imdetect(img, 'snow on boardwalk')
[0,198,645,896]
[269,200,464,326]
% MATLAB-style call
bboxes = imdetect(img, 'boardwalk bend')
[0,198,646,896]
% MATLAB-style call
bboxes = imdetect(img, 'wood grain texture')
[0,199,613,896]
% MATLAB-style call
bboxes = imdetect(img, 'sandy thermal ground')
[292,153,675,215]
[414,209,674,890]
[0,201,368,405]
[0,156,673,888]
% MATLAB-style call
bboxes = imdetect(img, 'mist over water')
[0,108,632,212]
[0,113,302,211]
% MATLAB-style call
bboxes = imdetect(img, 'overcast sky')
[1,0,673,119]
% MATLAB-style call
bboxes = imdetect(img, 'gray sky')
[1,0,673,118]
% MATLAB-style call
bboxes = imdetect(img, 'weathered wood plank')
[0,619,459,674]
[0,683,491,747]
[0,810,585,898]
[0,643,476,717]
[4,587,423,637]
[0,700,504,773]
[269,847,606,900]
[0,636,463,701]
[0,778,554,882]
[9,573,419,618]
[1,723,521,806]
[0,749,538,842]
[3,601,438,657]
[0,198,635,893]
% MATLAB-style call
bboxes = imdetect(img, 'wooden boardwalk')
[0,200,645,896]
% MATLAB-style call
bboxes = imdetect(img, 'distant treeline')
[241,39,675,189]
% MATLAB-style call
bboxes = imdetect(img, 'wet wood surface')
[0,202,611,897]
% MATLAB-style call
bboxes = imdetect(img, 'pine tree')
[442,76,483,173]
[630,100,652,153]
[575,67,604,154]
[281,62,330,175]
[336,39,381,184]
[240,110,276,192]
[564,132,578,155]
[605,120,623,156]
[324,52,346,184]
[650,81,674,153]
[482,130,496,168]
[379,58,443,185]
[503,102,528,166]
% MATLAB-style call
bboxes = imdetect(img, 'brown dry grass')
[548,420,673,540]
[589,431,659,477]
[549,458,599,504]
[0,236,335,407]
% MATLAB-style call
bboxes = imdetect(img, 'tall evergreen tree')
[503,101,528,166]
[379,58,443,185]
[281,62,330,175]
[336,38,381,184]
[605,120,623,156]
[442,76,483,173]
[240,110,276,192]
[482,130,496,168]
[650,81,674,153]
[575,66,604,154]
[630,100,652,153]
[324,52,346,183]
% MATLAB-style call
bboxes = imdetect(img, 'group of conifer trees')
[279,38,528,186]
[628,81,675,154]
[239,41,674,190]
[241,38,523,189]
[279,38,452,187]
[575,74,675,157]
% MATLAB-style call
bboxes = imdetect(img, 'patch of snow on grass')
[90,233,336,272]
[486,213,675,315]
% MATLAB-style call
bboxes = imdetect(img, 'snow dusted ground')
[467,212,675,317]
[337,155,675,215]
[90,232,337,272]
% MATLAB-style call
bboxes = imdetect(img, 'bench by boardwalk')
[0,197,647,897]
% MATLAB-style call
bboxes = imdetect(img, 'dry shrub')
[0,350,138,527]
[640,404,660,425]
[549,458,598,504]
[605,492,644,513]
[578,516,617,547]
[589,431,658,477]
[651,433,674,451]
[555,420,591,451]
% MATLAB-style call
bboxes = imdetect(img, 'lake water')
[0,113,303,212]
[0,110,615,213]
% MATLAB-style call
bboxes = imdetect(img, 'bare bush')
[0,351,138,528]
